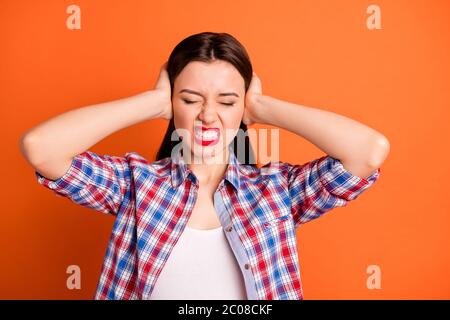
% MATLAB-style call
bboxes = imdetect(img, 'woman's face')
[172,60,246,163]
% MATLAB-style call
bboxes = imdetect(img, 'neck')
[186,148,230,185]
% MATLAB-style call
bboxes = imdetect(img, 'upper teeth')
[195,129,219,141]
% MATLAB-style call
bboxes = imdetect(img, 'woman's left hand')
[243,72,263,125]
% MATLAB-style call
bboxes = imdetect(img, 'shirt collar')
[170,144,241,191]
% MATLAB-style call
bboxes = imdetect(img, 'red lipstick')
[194,126,220,146]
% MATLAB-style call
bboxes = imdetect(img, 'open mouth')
[194,126,220,146]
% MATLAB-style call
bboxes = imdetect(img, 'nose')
[197,102,218,124]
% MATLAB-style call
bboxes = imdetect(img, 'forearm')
[254,94,389,171]
[20,90,166,165]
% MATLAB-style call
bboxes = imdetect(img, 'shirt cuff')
[318,156,381,201]
[34,153,90,197]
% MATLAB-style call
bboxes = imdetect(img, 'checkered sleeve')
[35,151,132,215]
[287,155,381,226]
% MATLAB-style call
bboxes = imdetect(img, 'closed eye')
[182,99,235,106]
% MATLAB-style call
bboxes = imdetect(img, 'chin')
[187,139,230,164]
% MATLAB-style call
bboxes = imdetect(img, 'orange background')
[1,0,449,299]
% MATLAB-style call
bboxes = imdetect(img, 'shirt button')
[226,225,233,232]
[244,263,250,270]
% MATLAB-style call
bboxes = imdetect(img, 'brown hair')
[155,31,256,165]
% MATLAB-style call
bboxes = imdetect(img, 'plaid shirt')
[35,144,380,300]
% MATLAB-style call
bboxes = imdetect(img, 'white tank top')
[149,225,248,300]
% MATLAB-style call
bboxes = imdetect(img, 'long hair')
[155,32,256,166]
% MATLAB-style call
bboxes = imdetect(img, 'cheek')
[220,108,244,141]
[173,103,196,129]
[223,106,244,127]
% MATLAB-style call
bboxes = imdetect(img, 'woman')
[19,32,389,300]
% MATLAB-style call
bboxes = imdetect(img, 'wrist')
[251,94,272,125]
[145,89,171,120]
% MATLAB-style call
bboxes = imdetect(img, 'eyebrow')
[178,89,239,98]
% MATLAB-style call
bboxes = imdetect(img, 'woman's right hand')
[153,61,173,120]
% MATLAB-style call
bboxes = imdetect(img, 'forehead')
[174,60,245,94]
